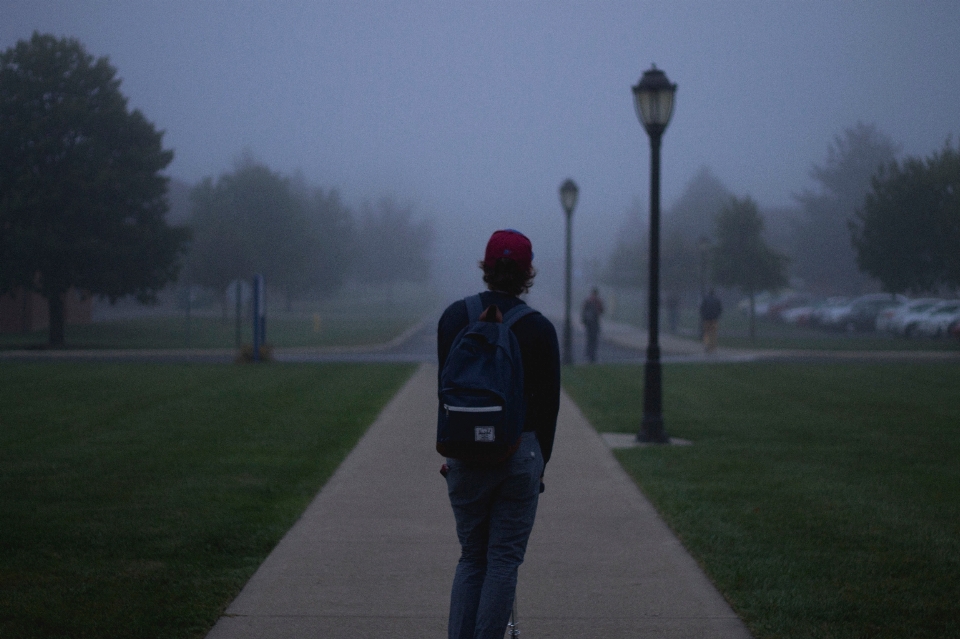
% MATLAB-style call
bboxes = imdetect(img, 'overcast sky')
[3,1,959,294]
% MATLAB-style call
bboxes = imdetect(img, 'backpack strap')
[502,302,536,328]
[464,294,484,322]
[464,294,536,327]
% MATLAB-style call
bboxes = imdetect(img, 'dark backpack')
[436,295,535,465]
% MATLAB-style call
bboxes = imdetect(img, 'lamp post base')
[638,415,669,443]
[638,350,668,443]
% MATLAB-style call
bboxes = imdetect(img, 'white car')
[781,303,817,326]
[739,291,775,316]
[915,301,960,338]
[874,300,909,333]
[814,297,854,329]
[820,293,905,331]
[896,300,952,337]
[808,296,849,328]
[883,298,941,335]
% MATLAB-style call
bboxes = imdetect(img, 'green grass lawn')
[0,362,416,639]
[0,313,421,351]
[564,363,960,639]
[22,314,418,350]
[0,284,440,351]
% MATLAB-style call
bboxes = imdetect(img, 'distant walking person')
[437,229,561,639]
[581,287,605,363]
[700,289,723,353]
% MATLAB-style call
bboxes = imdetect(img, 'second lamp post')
[632,64,677,443]
[559,178,578,365]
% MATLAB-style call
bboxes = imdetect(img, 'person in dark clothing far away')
[437,229,561,639]
[699,289,723,353]
[580,287,605,363]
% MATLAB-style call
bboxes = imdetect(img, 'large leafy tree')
[187,159,314,314]
[851,142,960,293]
[711,196,789,339]
[0,33,188,346]
[664,165,733,241]
[661,167,733,296]
[303,186,354,298]
[606,169,733,294]
[604,197,646,288]
[791,122,899,293]
[354,196,433,290]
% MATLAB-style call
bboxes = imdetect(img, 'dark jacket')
[437,291,561,466]
[700,295,723,321]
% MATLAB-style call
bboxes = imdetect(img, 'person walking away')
[437,229,561,639]
[700,289,723,353]
[580,287,605,363]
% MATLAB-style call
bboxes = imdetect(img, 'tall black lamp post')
[633,65,677,443]
[559,178,579,365]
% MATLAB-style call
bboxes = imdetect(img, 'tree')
[664,165,733,241]
[711,196,789,339]
[661,229,695,295]
[604,198,647,288]
[791,122,899,293]
[661,167,733,295]
[187,158,315,314]
[851,141,960,293]
[0,33,188,346]
[299,186,354,299]
[354,196,433,290]
[607,169,733,293]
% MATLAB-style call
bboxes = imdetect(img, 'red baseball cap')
[483,229,533,271]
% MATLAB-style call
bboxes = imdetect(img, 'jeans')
[585,323,600,363]
[702,319,719,352]
[445,431,544,639]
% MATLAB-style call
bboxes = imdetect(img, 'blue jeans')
[445,431,544,639]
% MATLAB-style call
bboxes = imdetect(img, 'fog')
[3,1,959,298]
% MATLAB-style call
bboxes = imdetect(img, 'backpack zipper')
[444,404,503,415]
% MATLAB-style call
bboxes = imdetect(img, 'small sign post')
[235,280,242,348]
[252,274,265,361]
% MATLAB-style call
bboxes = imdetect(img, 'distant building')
[0,288,92,333]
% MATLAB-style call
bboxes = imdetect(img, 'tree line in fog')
[175,155,434,313]
[604,123,960,301]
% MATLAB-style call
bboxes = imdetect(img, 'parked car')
[873,300,909,333]
[768,294,812,321]
[949,319,960,341]
[819,294,905,332]
[844,296,907,332]
[883,298,942,335]
[813,297,854,329]
[915,301,960,338]
[897,300,953,337]
[781,301,817,326]
[738,291,774,316]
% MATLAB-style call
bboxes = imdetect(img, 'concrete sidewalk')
[205,364,752,639]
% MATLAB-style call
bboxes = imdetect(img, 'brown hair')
[479,257,536,296]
